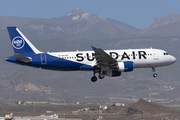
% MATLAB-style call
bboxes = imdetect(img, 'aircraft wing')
[91,46,117,68]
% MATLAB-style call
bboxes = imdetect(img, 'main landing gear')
[91,71,105,82]
[152,67,158,77]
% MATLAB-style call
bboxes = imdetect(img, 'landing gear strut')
[152,67,158,77]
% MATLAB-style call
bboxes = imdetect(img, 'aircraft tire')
[98,74,105,79]
[153,73,157,77]
[91,76,97,82]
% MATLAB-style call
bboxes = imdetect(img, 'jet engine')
[118,61,134,72]
[106,70,121,77]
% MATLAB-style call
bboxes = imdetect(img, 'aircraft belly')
[133,59,166,68]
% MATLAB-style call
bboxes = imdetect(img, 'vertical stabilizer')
[7,27,42,54]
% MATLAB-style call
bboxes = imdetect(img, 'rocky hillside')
[141,13,180,36]
[58,99,180,120]
[102,99,179,120]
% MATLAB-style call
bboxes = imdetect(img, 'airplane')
[6,26,176,82]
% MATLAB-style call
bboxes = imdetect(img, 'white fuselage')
[48,48,176,69]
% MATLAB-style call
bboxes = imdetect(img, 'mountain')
[141,13,180,36]
[1,9,180,40]
[0,8,139,41]
[60,8,104,25]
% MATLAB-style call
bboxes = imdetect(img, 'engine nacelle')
[106,70,121,77]
[118,61,134,72]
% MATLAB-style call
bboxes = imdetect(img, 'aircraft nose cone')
[170,56,176,64]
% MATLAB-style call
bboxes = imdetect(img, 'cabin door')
[41,54,47,64]
[153,50,159,60]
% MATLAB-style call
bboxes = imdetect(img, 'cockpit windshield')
[163,52,168,55]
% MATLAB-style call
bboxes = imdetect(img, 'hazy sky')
[1,0,180,29]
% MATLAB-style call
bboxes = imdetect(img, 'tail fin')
[7,27,42,54]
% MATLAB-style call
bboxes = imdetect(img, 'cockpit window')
[163,53,168,55]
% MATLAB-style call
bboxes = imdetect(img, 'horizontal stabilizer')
[14,54,31,63]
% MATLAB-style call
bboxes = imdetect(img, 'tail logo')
[12,36,25,49]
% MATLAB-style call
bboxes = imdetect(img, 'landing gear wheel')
[98,73,105,79]
[153,73,157,77]
[91,76,97,82]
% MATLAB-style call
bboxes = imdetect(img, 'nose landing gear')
[152,67,158,77]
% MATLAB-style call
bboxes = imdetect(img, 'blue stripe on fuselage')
[6,53,97,71]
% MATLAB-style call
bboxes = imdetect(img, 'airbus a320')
[6,27,176,82]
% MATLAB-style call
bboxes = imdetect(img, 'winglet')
[91,46,96,50]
